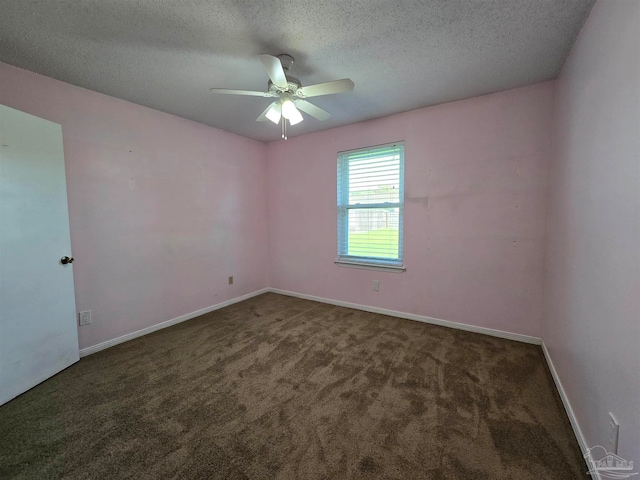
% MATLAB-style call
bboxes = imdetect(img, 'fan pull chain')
[282,118,287,140]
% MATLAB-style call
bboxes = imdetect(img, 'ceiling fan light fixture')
[281,97,303,125]
[265,103,282,124]
[287,106,303,125]
[280,97,296,119]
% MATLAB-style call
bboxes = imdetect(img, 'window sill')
[334,260,406,273]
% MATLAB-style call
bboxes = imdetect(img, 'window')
[337,142,404,270]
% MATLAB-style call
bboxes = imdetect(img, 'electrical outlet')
[608,412,619,454]
[79,310,91,326]
[372,280,380,291]
[228,276,234,285]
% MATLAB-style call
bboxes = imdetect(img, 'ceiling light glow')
[287,106,303,125]
[281,98,303,125]
[281,98,296,118]
[265,103,281,124]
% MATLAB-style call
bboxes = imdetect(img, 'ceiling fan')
[210,54,354,139]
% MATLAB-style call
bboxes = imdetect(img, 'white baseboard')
[541,341,594,479]
[268,288,542,345]
[80,287,541,358]
[79,288,270,357]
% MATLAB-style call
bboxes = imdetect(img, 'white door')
[0,104,79,406]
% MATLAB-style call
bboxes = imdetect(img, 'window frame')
[336,142,405,272]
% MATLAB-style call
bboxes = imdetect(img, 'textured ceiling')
[0,0,595,143]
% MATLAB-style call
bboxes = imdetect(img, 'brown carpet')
[0,293,588,479]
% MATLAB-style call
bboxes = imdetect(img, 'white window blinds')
[337,142,404,267]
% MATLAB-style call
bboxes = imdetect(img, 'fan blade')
[209,88,274,97]
[299,79,354,98]
[295,99,331,121]
[259,54,288,89]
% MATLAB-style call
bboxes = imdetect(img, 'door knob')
[60,256,74,265]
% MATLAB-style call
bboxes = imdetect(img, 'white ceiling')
[0,0,595,143]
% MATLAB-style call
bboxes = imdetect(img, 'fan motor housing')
[268,76,301,95]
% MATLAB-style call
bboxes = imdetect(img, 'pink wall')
[543,0,640,462]
[0,62,269,351]
[266,82,553,338]
[1,61,554,350]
